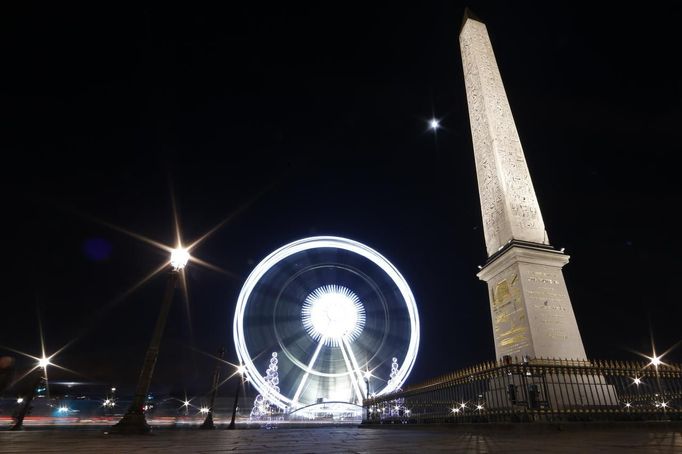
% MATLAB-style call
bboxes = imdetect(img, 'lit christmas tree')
[387,357,405,418]
[250,352,281,420]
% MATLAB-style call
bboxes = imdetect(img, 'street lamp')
[112,247,188,434]
[227,365,245,430]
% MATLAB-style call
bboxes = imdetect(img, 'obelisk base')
[478,241,587,361]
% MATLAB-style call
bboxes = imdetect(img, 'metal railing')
[363,358,682,423]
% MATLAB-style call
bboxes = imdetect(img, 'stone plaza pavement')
[1,425,682,453]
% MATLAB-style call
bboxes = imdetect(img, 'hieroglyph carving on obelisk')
[460,11,587,361]
[460,12,548,257]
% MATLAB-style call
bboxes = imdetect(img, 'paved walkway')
[1,426,681,453]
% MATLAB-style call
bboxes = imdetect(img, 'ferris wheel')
[233,236,420,410]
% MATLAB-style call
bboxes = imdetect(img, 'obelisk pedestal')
[477,241,586,361]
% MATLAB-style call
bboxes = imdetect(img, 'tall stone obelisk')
[460,10,587,361]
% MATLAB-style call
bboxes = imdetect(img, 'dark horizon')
[2,2,681,396]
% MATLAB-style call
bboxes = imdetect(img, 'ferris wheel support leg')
[339,341,364,404]
[342,338,368,399]
[292,337,326,406]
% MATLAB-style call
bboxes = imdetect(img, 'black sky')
[2,2,681,394]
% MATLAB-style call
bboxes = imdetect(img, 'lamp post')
[227,365,245,430]
[10,367,46,430]
[363,370,371,421]
[200,347,225,430]
[112,247,188,434]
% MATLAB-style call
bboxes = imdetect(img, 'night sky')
[2,2,681,395]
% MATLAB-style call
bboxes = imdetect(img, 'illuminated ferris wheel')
[233,236,420,411]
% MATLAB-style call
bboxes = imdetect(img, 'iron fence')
[363,358,682,423]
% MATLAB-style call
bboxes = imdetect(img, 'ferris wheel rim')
[233,236,420,409]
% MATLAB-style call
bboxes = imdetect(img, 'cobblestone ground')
[1,426,681,453]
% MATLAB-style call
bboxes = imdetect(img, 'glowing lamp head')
[183,400,190,407]
[37,356,50,369]
[429,118,440,130]
[633,377,642,385]
[364,370,372,380]
[170,247,190,270]
[237,365,246,376]
[649,355,662,367]
[17,397,24,404]
[200,407,209,414]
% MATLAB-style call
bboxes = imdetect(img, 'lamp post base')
[110,412,150,434]
[200,412,215,430]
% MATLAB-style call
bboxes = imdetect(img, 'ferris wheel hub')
[302,285,366,347]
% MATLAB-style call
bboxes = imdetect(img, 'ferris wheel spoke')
[292,336,326,406]
[339,339,365,403]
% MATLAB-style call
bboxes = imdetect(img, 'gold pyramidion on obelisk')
[460,9,587,361]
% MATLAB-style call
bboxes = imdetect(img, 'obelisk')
[460,10,587,361]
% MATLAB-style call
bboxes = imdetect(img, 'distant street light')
[38,356,51,369]
[649,355,662,368]
[111,247,188,434]
[428,118,440,130]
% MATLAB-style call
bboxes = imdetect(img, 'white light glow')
[624,402,631,408]
[170,247,190,270]
[364,370,372,380]
[58,406,68,413]
[429,118,440,130]
[476,404,484,410]
[237,365,246,376]
[302,285,365,347]
[111,387,116,392]
[16,397,23,404]
[183,400,190,406]
[233,236,420,410]
[200,407,209,414]
[633,377,642,386]
[38,356,50,369]
[649,355,662,367]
